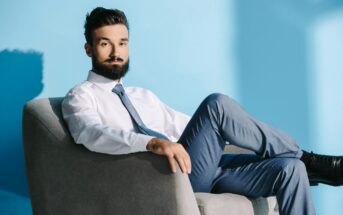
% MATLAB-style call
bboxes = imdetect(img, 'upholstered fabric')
[22,97,279,215]
[195,193,279,215]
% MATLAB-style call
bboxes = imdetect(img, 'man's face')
[85,24,129,80]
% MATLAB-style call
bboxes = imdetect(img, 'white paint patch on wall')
[308,9,343,215]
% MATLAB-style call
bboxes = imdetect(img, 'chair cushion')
[195,192,279,215]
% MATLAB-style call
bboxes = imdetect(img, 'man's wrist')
[146,138,158,151]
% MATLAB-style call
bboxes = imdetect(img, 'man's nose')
[110,44,117,56]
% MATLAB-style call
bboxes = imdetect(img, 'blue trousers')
[178,93,315,215]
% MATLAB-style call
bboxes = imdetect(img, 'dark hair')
[84,7,129,45]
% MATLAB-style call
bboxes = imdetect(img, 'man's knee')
[204,93,232,108]
[205,93,227,102]
[278,158,308,182]
[203,93,240,116]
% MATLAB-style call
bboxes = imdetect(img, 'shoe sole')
[309,179,343,186]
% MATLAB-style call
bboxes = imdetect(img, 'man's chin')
[92,58,129,80]
[105,64,123,71]
[107,62,124,66]
[92,59,129,81]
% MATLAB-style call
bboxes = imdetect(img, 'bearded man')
[62,7,343,215]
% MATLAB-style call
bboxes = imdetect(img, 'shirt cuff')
[130,133,154,153]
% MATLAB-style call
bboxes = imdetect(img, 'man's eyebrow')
[97,37,110,42]
[96,37,128,42]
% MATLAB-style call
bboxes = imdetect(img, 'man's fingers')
[185,154,192,174]
[175,155,187,173]
[154,141,191,174]
[178,146,192,174]
[168,156,176,173]
[176,153,192,174]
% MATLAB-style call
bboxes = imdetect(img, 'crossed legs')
[178,93,315,215]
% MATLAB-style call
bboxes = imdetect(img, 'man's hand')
[146,138,191,174]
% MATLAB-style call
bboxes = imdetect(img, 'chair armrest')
[23,98,200,215]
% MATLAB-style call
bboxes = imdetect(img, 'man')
[62,7,343,215]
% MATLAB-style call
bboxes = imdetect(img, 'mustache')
[105,56,124,63]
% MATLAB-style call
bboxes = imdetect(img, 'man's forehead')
[93,24,129,40]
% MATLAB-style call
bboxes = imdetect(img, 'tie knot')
[112,84,125,96]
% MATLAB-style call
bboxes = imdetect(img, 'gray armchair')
[23,98,279,215]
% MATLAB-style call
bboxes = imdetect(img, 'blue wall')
[234,1,343,214]
[1,0,343,214]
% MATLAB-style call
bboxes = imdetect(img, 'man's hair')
[84,7,129,45]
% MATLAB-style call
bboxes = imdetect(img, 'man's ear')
[84,43,93,57]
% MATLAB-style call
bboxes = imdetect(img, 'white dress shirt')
[62,71,191,154]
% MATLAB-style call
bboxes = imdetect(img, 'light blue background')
[1,0,343,214]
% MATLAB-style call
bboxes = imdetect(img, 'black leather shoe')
[301,150,343,186]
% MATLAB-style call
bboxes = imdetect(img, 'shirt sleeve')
[147,90,191,142]
[62,88,154,155]
[162,103,191,142]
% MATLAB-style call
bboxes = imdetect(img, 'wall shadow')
[0,49,43,196]
[234,0,343,149]
[233,1,343,214]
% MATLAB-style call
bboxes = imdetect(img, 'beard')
[92,56,129,81]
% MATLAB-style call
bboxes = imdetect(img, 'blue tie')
[112,84,169,140]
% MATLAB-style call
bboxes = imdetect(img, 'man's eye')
[100,42,108,47]
[120,42,128,46]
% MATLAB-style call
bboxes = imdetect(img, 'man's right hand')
[146,138,192,174]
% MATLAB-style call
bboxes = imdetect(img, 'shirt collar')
[87,70,123,92]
